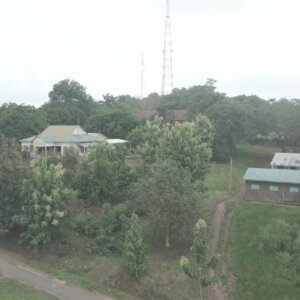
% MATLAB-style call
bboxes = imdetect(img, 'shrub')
[17,157,74,250]
[75,203,132,254]
[122,213,148,278]
[258,218,292,253]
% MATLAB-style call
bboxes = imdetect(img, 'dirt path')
[207,152,270,300]
[0,248,113,300]
[206,187,245,300]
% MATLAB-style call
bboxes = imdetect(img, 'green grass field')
[228,202,300,300]
[0,276,56,300]
[205,144,279,193]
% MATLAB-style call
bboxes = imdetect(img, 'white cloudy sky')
[0,0,300,106]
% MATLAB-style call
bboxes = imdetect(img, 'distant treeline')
[1,78,300,160]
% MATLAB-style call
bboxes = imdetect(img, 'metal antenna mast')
[161,0,174,95]
[140,52,145,100]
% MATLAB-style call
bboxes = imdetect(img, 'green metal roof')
[20,126,107,144]
[64,134,105,143]
[244,168,300,184]
[20,135,37,142]
[38,125,84,143]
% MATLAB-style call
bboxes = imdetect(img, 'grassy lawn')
[205,144,279,194]
[0,276,57,300]
[228,201,300,300]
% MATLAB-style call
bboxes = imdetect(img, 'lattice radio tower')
[161,0,174,95]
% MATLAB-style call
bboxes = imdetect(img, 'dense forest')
[1,79,300,299]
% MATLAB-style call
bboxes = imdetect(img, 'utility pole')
[161,0,174,95]
[229,157,233,193]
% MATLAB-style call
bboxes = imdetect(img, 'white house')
[20,125,127,157]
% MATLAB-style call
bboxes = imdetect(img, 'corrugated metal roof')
[271,153,300,168]
[21,126,107,144]
[20,135,37,142]
[244,168,300,184]
[38,125,84,143]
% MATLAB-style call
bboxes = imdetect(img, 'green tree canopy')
[85,108,139,139]
[0,103,47,140]
[42,79,97,126]
[48,79,93,103]
[18,157,74,250]
[0,134,29,232]
[133,116,213,185]
[135,160,199,248]
[122,212,148,278]
[79,143,130,204]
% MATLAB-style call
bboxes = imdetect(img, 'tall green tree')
[48,79,93,103]
[135,160,198,248]
[269,99,300,151]
[85,109,139,139]
[122,213,148,278]
[42,79,97,126]
[0,103,47,140]
[207,100,247,160]
[79,143,130,204]
[0,134,29,232]
[18,157,74,250]
[135,116,213,186]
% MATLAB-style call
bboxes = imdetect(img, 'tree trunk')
[165,228,170,248]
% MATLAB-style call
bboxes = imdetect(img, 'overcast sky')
[1,0,300,107]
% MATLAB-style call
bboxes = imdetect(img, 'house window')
[251,184,260,190]
[289,187,299,193]
[269,185,279,192]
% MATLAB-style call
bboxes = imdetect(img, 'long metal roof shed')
[244,168,300,184]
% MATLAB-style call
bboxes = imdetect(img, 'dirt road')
[0,249,113,300]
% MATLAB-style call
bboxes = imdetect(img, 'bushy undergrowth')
[252,218,300,286]
[74,203,132,255]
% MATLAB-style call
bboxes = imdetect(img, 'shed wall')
[245,181,300,206]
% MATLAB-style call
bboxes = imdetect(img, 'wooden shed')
[243,168,300,206]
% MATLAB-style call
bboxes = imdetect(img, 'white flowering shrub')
[17,156,74,250]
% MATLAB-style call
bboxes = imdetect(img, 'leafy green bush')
[95,203,131,254]
[75,203,132,254]
[253,218,300,287]
[74,209,98,237]
[257,218,292,253]
[17,157,75,250]
[122,213,148,278]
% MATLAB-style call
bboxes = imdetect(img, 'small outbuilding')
[270,153,300,170]
[243,168,300,206]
